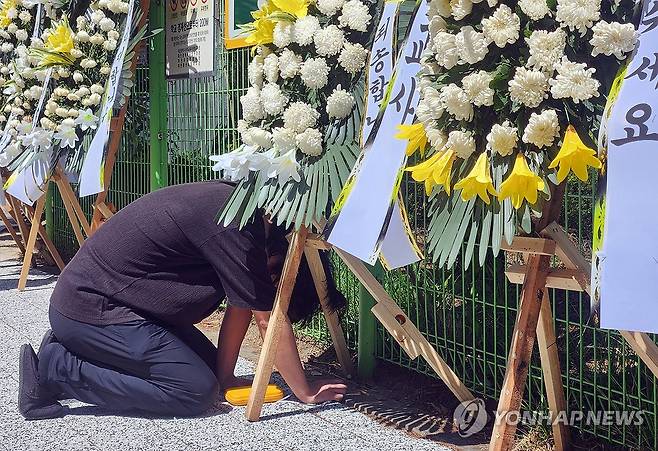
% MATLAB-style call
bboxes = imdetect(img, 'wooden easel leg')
[335,248,474,403]
[489,254,550,451]
[36,221,65,271]
[0,205,26,253]
[54,172,91,238]
[245,226,310,421]
[536,289,570,451]
[304,247,354,378]
[7,196,29,243]
[17,196,46,291]
[55,180,86,247]
[620,331,658,379]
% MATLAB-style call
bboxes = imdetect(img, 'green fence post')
[357,262,383,381]
[149,0,168,191]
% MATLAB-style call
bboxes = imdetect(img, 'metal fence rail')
[46,1,658,448]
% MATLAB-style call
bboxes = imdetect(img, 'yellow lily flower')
[245,18,275,46]
[498,154,545,209]
[0,0,16,28]
[272,0,309,18]
[454,152,497,204]
[251,0,280,20]
[549,125,602,184]
[395,123,428,157]
[406,149,456,196]
[45,20,75,54]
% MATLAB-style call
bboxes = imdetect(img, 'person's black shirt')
[50,181,276,326]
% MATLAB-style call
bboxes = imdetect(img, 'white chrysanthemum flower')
[300,57,329,89]
[326,87,355,119]
[509,67,549,108]
[263,53,279,83]
[433,32,459,69]
[99,17,115,32]
[519,0,550,20]
[248,58,264,87]
[417,101,435,126]
[242,127,273,149]
[526,29,566,73]
[447,130,476,159]
[549,58,600,103]
[278,49,302,79]
[590,21,638,59]
[441,84,473,121]
[426,126,447,149]
[462,71,494,107]
[294,15,320,46]
[317,0,345,16]
[339,0,371,32]
[522,109,560,149]
[456,26,489,65]
[18,10,31,22]
[240,87,264,123]
[482,5,520,48]
[272,127,297,152]
[314,25,345,57]
[296,128,323,156]
[429,16,447,38]
[421,86,444,118]
[486,121,518,156]
[283,102,320,133]
[556,0,601,35]
[273,21,294,48]
[338,42,368,74]
[451,0,472,20]
[429,0,451,18]
[260,83,289,116]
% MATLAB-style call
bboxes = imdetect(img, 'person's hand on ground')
[300,379,347,404]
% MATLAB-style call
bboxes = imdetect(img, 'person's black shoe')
[37,330,57,358]
[18,344,64,420]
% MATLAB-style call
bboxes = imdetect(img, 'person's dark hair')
[266,222,347,325]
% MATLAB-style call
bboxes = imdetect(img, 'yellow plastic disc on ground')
[224,384,284,406]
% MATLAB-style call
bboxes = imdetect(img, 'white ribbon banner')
[597,0,658,334]
[79,0,135,197]
[327,0,428,267]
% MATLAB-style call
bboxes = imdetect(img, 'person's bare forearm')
[216,305,252,387]
[253,311,346,404]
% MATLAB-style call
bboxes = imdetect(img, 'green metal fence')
[47,1,658,448]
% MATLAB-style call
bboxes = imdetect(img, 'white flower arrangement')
[0,0,143,177]
[212,0,373,189]
[406,0,638,266]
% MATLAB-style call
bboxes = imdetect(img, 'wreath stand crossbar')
[244,224,475,422]
[489,221,658,451]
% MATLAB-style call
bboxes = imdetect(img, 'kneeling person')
[18,181,347,419]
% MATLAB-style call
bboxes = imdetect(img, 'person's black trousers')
[39,307,219,417]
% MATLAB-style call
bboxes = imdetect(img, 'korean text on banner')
[598,0,658,334]
[327,0,428,266]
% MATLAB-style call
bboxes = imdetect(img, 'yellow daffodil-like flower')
[406,149,456,196]
[498,154,545,209]
[0,0,17,28]
[549,125,602,184]
[454,153,497,204]
[45,20,75,54]
[395,123,428,157]
[251,0,280,20]
[245,18,275,46]
[272,0,309,18]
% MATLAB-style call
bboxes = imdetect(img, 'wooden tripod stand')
[489,221,658,451]
[244,224,475,421]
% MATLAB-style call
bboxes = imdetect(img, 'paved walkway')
[0,238,447,451]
